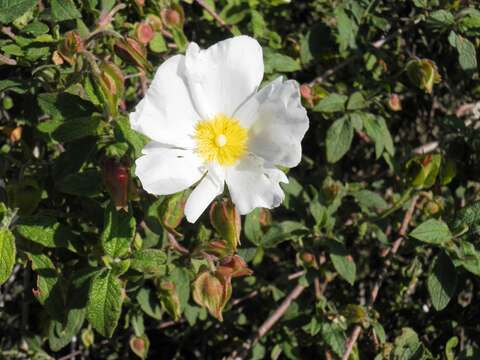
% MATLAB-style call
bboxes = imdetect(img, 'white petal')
[184,36,264,119]
[235,77,309,168]
[135,142,204,195]
[129,55,200,148]
[226,155,288,215]
[184,166,225,223]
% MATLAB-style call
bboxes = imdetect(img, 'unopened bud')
[159,191,188,233]
[157,281,181,320]
[209,198,241,253]
[388,94,402,111]
[52,50,64,65]
[217,255,253,278]
[102,158,130,210]
[424,200,440,215]
[301,252,317,267]
[58,31,83,65]
[299,83,313,102]
[406,59,441,94]
[205,240,231,258]
[3,126,22,142]
[192,268,231,321]
[129,335,150,359]
[81,327,94,348]
[135,22,154,44]
[161,7,183,28]
[134,0,145,7]
[114,37,148,69]
[343,304,368,326]
[146,15,163,31]
[259,208,272,227]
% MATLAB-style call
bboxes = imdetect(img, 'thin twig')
[227,284,306,360]
[194,0,233,33]
[58,350,83,360]
[342,195,419,360]
[310,21,418,85]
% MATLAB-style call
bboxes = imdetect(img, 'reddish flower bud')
[301,252,317,267]
[209,198,241,253]
[134,0,145,7]
[58,31,83,65]
[388,94,402,112]
[300,84,313,107]
[102,158,130,210]
[130,335,150,359]
[217,255,253,278]
[204,240,231,258]
[192,268,232,321]
[259,208,272,227]
[161,7,184,28]
[135,21,154,45]
[114,37,148,69]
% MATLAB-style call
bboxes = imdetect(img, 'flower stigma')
[194,114,248,166]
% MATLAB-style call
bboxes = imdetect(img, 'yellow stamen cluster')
[194,114,248,166]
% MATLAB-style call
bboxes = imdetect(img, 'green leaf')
[149,33,167,53]
[28,252,64,320]
[0,228,15,285]
[321,322,346,356]
[15,216,77,249]
[130,249,167,274]
[448,31,477,72]
[136,288,162,320]
[326,116,354,163]
[0,0,37,24]
[352,190,388,211]
[56,169,103,196]
[87,269,123,338]
[244,208,262,246]
[326,239,356,285]
[427,252,457,311]
[410,219,452,245]
[346,92,367,111]
[48,308,86,351]
[264,50,301,73]
[452,201,480,234]
[52,116,101,143]
[51,0,81,21]
[313,94,347,113]
[334,6,358,52]
[101,203,136,258]
[426,10,455,29]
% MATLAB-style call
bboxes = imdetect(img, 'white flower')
[130,36,309,223]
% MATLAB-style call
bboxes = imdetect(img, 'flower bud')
[205,240,232,258]
[424,200,440,215]
[94,61,125,116]
[158,191,188,233]
[146,15,163,31]
[301,251,317,267]
[216,255,253,278]
[300,84,313,106]
[129,335,150,359]
[406,59,441,94]
[192,268,231,321]
[134,0,145,7]
[259,208,272,227]
[81,327,94,348]
[102,158,130,210]
[58,31,83,65]
[343,304,369,326]
[3,126,22,142]
[157,281,181,321]
[161,6,184,28]
[388,94,402,112]
[209,198,241,252]
[135,21,154,45]
[114,37,148,69]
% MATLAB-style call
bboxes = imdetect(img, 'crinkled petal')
[135,142,204,195]
[130,55,200,148]
[225,155,288,215]
[184,36,264,119]
[185,165,225,223]
[235,77,309,168]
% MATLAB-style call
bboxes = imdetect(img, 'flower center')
[194,114,248,166]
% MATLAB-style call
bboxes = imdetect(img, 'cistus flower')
[130,36,309,223]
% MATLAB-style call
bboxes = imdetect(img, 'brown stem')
[194,0,233,33]
[228,284,306,360]
[341,195,419,360]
